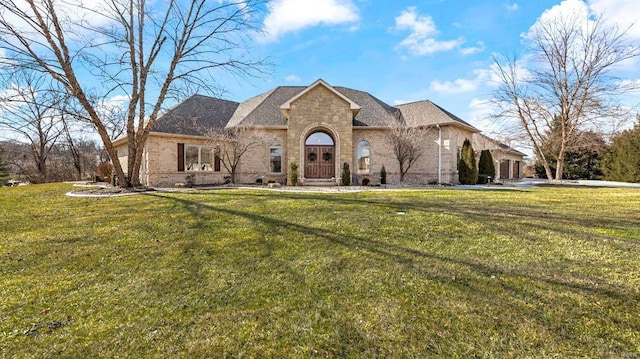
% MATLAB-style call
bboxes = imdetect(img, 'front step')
[303,178,338,186]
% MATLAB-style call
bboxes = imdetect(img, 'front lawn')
[1,184,639,357]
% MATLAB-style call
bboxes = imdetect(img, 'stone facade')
[284,83,355,185]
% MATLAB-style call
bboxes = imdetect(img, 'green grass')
[1,183,639,358]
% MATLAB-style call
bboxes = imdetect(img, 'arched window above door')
[305,132,334,145]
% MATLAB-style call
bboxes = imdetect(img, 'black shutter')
[177,143,184,171]
[214,154,221,172]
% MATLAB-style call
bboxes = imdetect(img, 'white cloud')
[524,0,640,69]
[1,1,115,34]
[468,98,502,134]
[506,3,520,12]
[261,0,360,42]
[95,94,129,119]
[526,0,640,41]
[430,69,492,94]
[285,75,302,83]
[430,78,478,94]
[460,41,486,55]
[524,0,589,40]
[617,78,640,93]
[587,0,640,40]
[0,84,20,114]
[394,7,464,55]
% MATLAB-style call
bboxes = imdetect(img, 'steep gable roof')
[153,94,239,135]
[233,86,304,127]
[396,100,479,132]
[280,79,361,113]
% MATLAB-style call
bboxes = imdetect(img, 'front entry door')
[305,145,335,178]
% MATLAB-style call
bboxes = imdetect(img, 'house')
[113,79,524,187]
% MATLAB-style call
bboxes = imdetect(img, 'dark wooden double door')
[305,145,335,178]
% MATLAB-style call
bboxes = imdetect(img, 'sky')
[1,0,639,149]
[222,0,640,140]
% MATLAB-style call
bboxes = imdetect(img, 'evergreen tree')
[458,139,478,185]
[534,128,606,180]
[0,146,9,185]
[602,123,640,183]
[477,150,496,184]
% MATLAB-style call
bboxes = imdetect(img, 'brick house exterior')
[113,79,524,187]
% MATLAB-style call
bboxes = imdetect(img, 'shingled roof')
[153,95,239,136]
[395,100,479,132]
[233,86,303,127]
[335,87,402,126]
[474,133,527,157]
[152,81,477,134]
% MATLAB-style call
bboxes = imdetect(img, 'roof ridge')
[227,87,280,127]
[429,101,476,129]
[394,99,433,107]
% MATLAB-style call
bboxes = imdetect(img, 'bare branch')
[0,0,268,187]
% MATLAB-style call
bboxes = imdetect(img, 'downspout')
[437,124,442,185]
[144,150,149,186]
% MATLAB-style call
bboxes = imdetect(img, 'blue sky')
[2,0,638,147]
[222,0,640,138]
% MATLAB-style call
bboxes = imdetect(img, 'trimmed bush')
[341,162,351,186]
[478,150,496,183]
[477,174,489,184]
[289,162,299,186]
[458,139,478,185]
[380,165,387,185]
[185,174,196,187]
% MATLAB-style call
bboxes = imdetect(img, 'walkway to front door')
[305,132,335,179]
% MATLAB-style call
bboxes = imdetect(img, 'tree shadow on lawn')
[175,190,640,253]
[141,192,640,352]
[147,192,637,301]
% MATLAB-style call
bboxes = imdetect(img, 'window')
[305,132,334,145]
[357,140,370,172]
[185,145,199,171]
[184,145,219,171]
[270,142,282,173]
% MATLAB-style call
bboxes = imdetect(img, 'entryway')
[305,132,335,179]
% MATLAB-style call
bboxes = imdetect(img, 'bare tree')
[205,126,266,184]
[0,71,64,183]
[0,0,266,187]
[386,121,428,183]
[491,10,639,181]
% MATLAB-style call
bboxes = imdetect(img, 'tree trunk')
[555,139,567,181]
[555,155,565,181]
[533,146,554,181]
